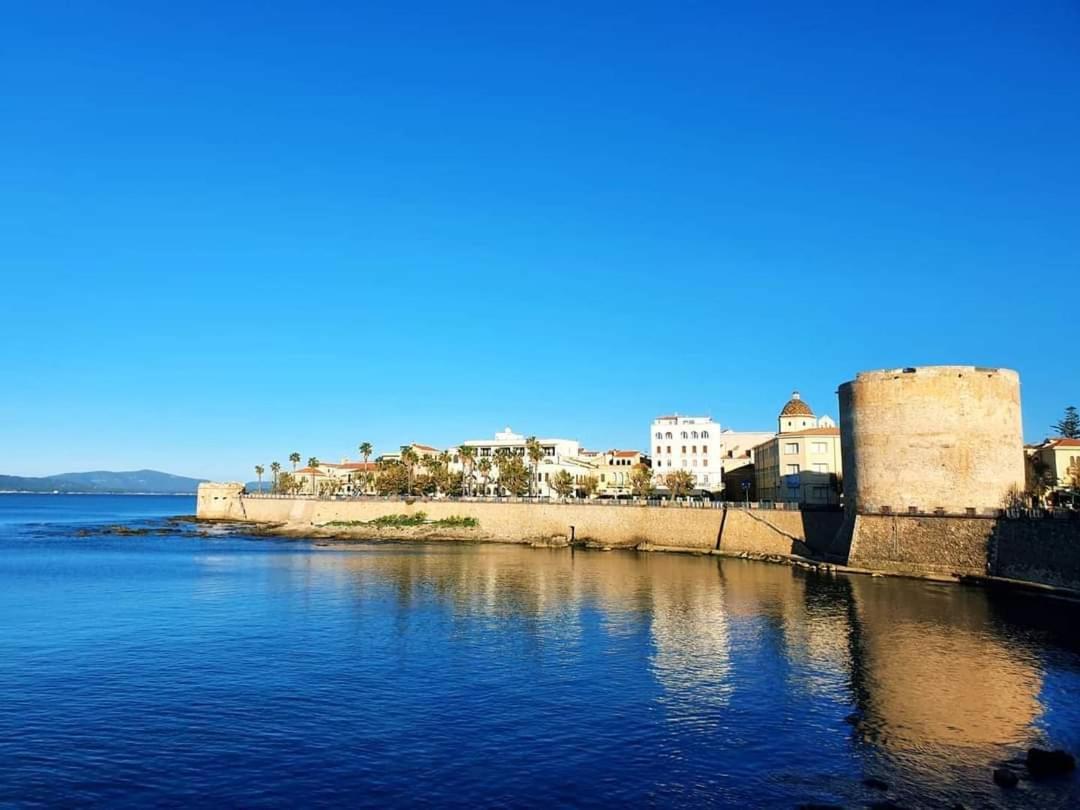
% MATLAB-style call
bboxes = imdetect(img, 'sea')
[1,493,1078,808]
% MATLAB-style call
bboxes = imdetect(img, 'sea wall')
[847,513,1080,589]
[196,486,838,556]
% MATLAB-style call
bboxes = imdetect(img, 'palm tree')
[307,457,319,496]
[459,445,476,496]
[526,436,544,498]
[477,457,492,496]
[254,464,265,493]
[270,461,281,492]
[400,446,418,495]
[289,452,301,471]
[356,443,373,495]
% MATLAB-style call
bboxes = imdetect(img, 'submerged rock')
[863,777,888,791]
[1026,747,1076,777]
[993,767,1019,788]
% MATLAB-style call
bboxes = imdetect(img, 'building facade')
[754,392,842,505]
[650,415,771,496]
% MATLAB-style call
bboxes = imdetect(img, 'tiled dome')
[780,391,814,417]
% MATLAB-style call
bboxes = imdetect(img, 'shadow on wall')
[839,511,1080,589]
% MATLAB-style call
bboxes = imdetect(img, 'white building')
[650,415,772,495]
[459,427,583,497]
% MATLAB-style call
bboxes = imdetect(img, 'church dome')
[780,391,814,417]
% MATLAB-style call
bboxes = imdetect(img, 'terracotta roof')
[335,462,379,471]
[611,450,640,457]
[778,427,840,437]
[412,444,440,452]
[1046,438,1080,448]
[294,467,326,476]
[780,391,815,417]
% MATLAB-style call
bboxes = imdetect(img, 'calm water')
[1,495,1078,808]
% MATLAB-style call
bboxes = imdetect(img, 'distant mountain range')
[0,470,207,494]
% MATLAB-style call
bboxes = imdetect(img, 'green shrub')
[432,515,479,528]
[368,512,428,528]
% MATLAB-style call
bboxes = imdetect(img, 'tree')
[551,469,575,498]
[400,446,419,495]
[277,471,296,494]
[477,457,492,495]
[459,445,476,496]
[254,464,265,493]
[630,463,655,498]
[289,452,301,471]
[1027,454,1055,504]
[495,453,530,496]
[579,475,600,498]
[358,443,373,494]
[307,457,319,496]
[1053,406,1080,439]
[525,436,544,498]
[270,461,281,492]
[376,460,409,495]
[664,470,696,499]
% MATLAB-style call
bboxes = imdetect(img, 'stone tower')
[838,366,1025,514]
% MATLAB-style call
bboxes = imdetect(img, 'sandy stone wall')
[992,518,1080,590]
[848,513,1080,589]
[196,486,836,557]
[847,514,996,577]
[839,366,1025,514]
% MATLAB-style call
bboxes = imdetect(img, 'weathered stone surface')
[839,366,1024,515]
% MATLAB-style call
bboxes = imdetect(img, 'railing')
[238,492,831,511]
[857,505,1079,520]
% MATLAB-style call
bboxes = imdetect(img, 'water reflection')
[307,542,1079,805]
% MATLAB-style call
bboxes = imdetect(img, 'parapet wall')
[195,485,839,557]
[848,513,1080,589]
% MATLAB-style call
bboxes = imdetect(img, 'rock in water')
[1026,748,1076,777]
[863,777,888,791]
[993,768,1019,788]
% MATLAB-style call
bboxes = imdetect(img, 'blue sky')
[1,1,1077,480]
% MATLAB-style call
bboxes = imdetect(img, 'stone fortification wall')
[848,513,1080,589]
[195,485,836,557]
[847,514,996,577]
[839,366,1024,514]
[993,518,1080,590]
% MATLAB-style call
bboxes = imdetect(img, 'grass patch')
[321,512,479,530]
[431,515,479,528]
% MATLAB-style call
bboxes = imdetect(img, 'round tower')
[838,366,1024,514]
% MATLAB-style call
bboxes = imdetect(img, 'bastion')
[839,365,1024,514]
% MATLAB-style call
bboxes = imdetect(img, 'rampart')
[196,485,842,557]
[847,512,1080,589]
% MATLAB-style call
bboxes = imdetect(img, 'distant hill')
[0,469,206,494]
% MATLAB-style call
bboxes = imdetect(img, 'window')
[692,445,697,453]
[682,460,687,468]
[681,446,687,453]
[666,446,671,453]
[655,432,662,439]
[692,459,698,466]
[656,446,661,454]
[701,430,709,438]
[786,464,800,475]
[600,474,606,482]
[784,443,799,455]
[681,431,688,439]
[702,445,708,454]
[691,431,698,439]
[813,463,828,473]
[665,432,672,439]
[811,442,828,454]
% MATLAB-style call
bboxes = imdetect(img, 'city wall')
[846,513,1080,589]
[196,484,841,557]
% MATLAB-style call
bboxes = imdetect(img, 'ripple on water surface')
[0,496,1078,807]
